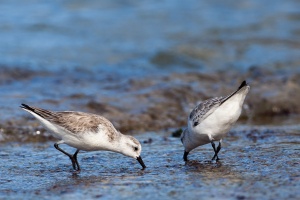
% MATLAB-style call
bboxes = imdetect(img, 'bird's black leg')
[73,149,80,171]
[183,151,189,161]
[54,143,77,170]
[211,141,222,161]
[215,142,221,161]
[211,141,217,160]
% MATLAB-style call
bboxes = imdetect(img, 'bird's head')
[120,135,146,170]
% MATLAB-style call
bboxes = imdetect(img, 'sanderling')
[181,80,250,161]
[20,104,146,171]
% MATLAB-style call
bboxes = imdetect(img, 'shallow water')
[0,0,300,199]
[1,126,299,199]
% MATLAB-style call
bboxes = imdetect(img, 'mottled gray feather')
[189,96,226,127]
[190,81,249,127]
[27,106,117,141]
[189,81,249,127]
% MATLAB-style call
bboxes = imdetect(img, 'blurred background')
[0,1,299,199]
[1,0,299,139]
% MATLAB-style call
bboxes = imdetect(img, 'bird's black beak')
[137,156,146,170]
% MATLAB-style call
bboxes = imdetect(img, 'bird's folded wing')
[189,96,225,127]
[27,106,113,134]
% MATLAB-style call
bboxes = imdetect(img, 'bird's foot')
[211,155,220,161]
[69,157,77,170]
[211,155,216,161]
[73,169,81,173]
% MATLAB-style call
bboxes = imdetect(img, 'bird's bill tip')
[136,156,146,170]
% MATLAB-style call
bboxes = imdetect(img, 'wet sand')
[1,67,300,141]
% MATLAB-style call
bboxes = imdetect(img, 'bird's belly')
[59,133,95,151]
[194,107,241,141]
[194,122,229,141]
[65,132,116,152]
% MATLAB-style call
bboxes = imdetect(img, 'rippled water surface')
[1,127,300,199]
[0,0,300,199]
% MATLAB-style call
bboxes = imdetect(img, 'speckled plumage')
[189,96,226,127]
[21,104,146,171]
[181,80,250,161]
[24,106,117,141]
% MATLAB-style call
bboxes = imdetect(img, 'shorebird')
[181,80,250,161]
[20,104,146,171]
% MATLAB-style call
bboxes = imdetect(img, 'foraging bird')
[181,80,250,161]
[20,104,146,171]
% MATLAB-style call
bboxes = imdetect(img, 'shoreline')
[0,68,299,143]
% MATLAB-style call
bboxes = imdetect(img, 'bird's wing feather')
[189,81,249,127]
[189,96,225,127]
[21,104,117,135]
[53,111,110,134]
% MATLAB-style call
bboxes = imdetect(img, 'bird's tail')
[220,80,248,105]
[237,80,248,90]
[20,103,35,112]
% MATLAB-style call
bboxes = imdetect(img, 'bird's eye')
[134,147,138,151]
